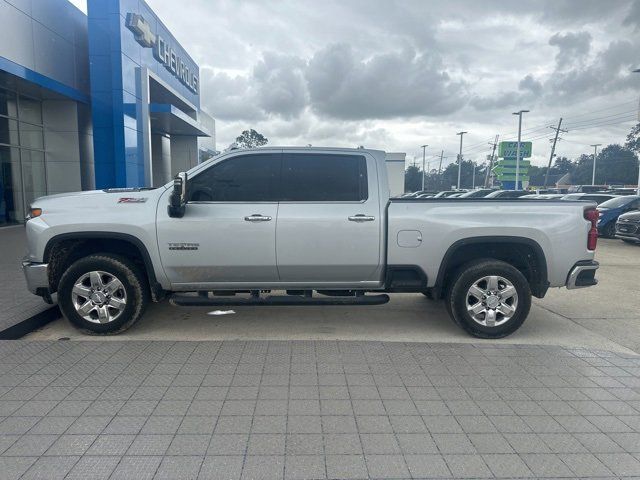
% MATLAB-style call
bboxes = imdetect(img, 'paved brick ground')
[0,227,55,335]
[1,340,640,479]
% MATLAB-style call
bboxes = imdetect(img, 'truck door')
[275,151,383,286]
[156,152,281,288]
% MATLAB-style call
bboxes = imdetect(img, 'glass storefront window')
[0,87,46,225]
[18,95,42,125]
[18,123,44,149]
[0,146,23,225]
[0,118,19,145]
[0,90,17,118]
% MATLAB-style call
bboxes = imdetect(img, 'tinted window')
[281,153,368,201]
[188,153,280,202]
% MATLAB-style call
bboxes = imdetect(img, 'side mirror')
[168,172,187,218]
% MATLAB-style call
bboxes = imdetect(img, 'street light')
[590,144,602,186]
[512,110,529,190]
[421,144,428,191]
[634,69,640,195]
[456,132,467,189]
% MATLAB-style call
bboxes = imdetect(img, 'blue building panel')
[88,0,201,188]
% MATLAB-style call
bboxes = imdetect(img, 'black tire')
[602,222,616,238]
[445,259,531,339]
[58,254,149,334]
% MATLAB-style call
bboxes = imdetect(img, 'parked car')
[597,195,640,238]
[520,194,566,200]
[433,190,466,198]
[607,188,638,196]
[568,185,609,193]
[484,190,531,199]
[561,193,617,205]
[23,147,599,339]
[615,210,640,244]
[457,189,496,198]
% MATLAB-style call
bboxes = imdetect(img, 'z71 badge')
[118,197,148,203]
[168,242,200,251]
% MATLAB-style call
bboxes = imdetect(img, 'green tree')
[233,129,268,149]
[572,144,638,185]
[404,165,423,192]
[625,122,640,155]
[551,156,574,175]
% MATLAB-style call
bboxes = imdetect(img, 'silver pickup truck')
[22,147,600,338]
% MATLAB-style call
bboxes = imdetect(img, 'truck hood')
[618,210,640,222]
[30,187,166,212]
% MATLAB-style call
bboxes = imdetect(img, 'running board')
[170,293,390,307]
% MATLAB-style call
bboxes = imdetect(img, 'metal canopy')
[148,103,210,136]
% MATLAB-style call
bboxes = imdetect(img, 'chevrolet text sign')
[126,13,199,95]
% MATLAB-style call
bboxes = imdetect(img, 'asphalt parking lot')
[27,239,640,355]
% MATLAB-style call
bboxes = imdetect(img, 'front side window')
[280,153,368,201]
[187,153,280,202]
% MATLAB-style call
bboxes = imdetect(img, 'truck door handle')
[244,214,272,222]
[348,214,375,222]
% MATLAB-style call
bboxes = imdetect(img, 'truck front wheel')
[446,259,531,339]
[58,254,149,334]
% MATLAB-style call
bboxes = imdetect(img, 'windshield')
[598,196,637,209]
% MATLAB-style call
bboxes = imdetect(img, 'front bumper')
[22,260,49,295]
[566,260,599,289]
[615,222,640,242]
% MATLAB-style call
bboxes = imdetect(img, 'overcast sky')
[71,0,640,169]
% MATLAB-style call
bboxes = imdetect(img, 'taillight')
[584,208,598,250]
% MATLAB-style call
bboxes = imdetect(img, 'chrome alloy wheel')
[71,271,127,324]
[466,275,518,327]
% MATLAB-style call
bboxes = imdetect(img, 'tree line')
[405,122,640,192]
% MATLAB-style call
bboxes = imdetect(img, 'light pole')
[456,131,467,190]
[421,144,428,191]
[512,110,529,190]
[634,69,640,195]
[590,144,602,186]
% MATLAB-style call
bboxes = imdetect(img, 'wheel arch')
[43,232,165,301]
[433,236,549,299]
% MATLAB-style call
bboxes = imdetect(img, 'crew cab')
[23,147,600,338]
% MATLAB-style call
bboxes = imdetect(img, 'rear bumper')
[22,260,49,295]
[566,260,599,289]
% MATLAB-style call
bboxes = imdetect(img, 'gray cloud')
[623,0,640,30]
[548,31,592,68]
[252,52,307,119]
[519,75,543,95]
[306,44,467,120]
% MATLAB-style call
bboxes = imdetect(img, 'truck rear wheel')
[446,259,531,338]
[58,254,149,334]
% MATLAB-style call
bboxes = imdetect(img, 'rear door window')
[280,153,368,201]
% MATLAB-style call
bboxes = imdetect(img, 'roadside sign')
[498,141,532,159]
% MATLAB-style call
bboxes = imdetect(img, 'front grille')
[616,222,639,234]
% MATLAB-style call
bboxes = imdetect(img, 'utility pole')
[591,144,602,186]
[634,69,640,195]
[484,135,499,188]
[456,132,467,190]
[544,118,567,188]
[512,110,529,190]
[421,144,428,191]
[437,150,444,176]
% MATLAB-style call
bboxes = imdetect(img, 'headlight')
[25,207,42,220]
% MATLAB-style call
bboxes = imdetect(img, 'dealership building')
[0,0,215,225]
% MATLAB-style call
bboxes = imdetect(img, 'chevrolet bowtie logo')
[125,13,156,48]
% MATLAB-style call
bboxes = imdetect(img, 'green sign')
[498,141,532,159]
